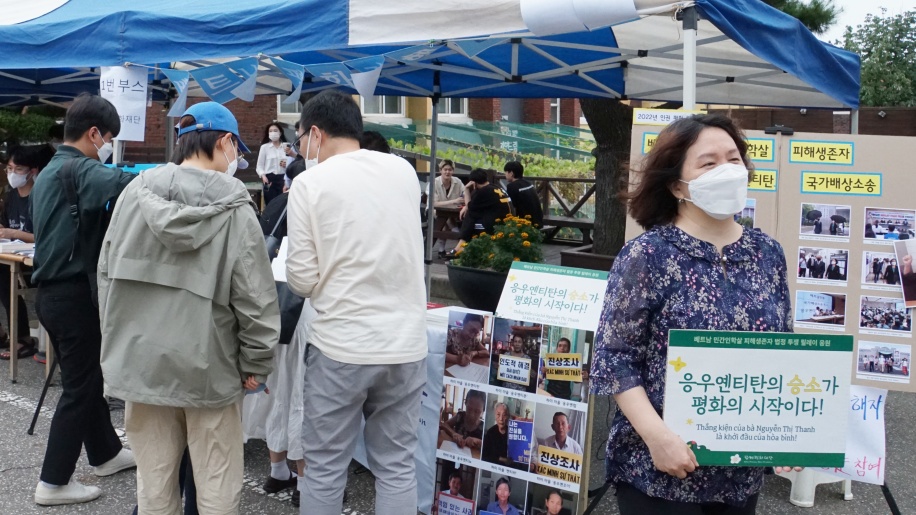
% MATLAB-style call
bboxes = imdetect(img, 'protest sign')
[543,353,583,382]
[819,385,887,485]
[497,355,532,386]
[99,66,147,141]
[436,492,474,515]
[663,330,853,467]
[507,419,534,465]
[495,263,608,331]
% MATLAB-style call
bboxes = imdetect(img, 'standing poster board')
[99,66,148,142]
[433,263,607,514]
[629,122,916,394]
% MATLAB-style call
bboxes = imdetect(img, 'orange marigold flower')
[522,241,531,247]
[488,253,495,259]
[524,214,532,219]
[509,233,515,238]
[513,257,521,261]
[491,235,497,240]
[521,232,529,238]
[497,232,504,237]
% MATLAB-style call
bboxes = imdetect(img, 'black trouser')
[263,173,285,207]
[36,277,122,485]
[0,268,30,341]
[616,482,759,515]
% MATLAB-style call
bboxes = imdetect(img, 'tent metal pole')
[682,6,699,110]
[850,109,859,135]
[424,72,442,300]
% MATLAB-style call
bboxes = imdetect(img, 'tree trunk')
[580,98,633,257]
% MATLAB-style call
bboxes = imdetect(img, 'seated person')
[503,161,543,227]
[481,402,510,465]
[884,224,900,240]
[429,160,466,258]
[0,145,49,360]
[446,168,511,256]
[446,313,488,367]
[439,389,485,450]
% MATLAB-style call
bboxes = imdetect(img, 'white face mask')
[7,172,29,189]
[680,162,748,220]
[222,140,240,177]
[304,130,320,170]
[93,131,113,163]
[268,131,281,142]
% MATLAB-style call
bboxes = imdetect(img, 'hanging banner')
[189,63,246,104]
[99,66,147,142]
[227,57,259,102]
[270,57,306,105]
[348,56,385,98]
[817,385,887,485]
[305,63,354,88]
[161,68,190,118]
[663,330,853,467]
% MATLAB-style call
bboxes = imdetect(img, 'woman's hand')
[454,434,466,448]
[261,175,269,185]
[459,353,472,367]
[645,430,699,479]
[242,376,269,394]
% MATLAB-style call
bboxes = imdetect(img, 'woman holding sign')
[592,114,795,514]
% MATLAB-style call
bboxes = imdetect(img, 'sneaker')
[34,481,101,506]
[262,474,297,494]
[33,351,46,364]
[92,448,136,477]
[291,489,299,508]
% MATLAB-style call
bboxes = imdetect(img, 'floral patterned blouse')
[591,224,792,506]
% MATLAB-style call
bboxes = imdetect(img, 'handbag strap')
[269,206,288,238]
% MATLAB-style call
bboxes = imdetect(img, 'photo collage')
[435,310,592,515]
[791,204,915,388]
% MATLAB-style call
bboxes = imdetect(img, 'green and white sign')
[663,330,853,467]
[495,263,609,331]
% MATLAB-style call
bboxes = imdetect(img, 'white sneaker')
[92,448,136,477]
[34,481,101,506]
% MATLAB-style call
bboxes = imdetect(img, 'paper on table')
[272,237,288,282]
[446,362,489,384]
[438,439,473,457]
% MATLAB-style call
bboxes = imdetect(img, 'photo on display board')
[481,393,538,470]
[477,471,527,515]
[536,325,593,404]
[433,458,478,515]
[734,198,756,229]
[893,240,916,308]
[445,311,494,383]
[525,483,577,515]
[799,203,851,239]
[438,383,487,460]
[856,340,911,385]
[794,291,846,327]
[796,246,848,282]
[862,250,899,286]
[489,317,543,394]
[858,296,912,334]
[863,207,916,243]
[530,402,587,481]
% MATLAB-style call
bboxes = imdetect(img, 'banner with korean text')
[432,263,607,515]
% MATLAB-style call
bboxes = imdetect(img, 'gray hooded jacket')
[99,163,279,408]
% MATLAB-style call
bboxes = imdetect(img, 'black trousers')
[616,482,759,515]
[0,267,30,341]
[36,277,122,485]
[263,173,285,207]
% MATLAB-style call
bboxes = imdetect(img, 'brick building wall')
[560,98,580,127]
[469,98,501,121]
[523,98,550,124]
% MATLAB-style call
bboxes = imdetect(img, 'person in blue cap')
[97,101,280,513]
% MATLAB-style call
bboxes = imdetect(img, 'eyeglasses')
[292,132,307,155]
[5,166,29,174]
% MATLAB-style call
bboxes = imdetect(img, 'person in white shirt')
[440,472,465,499]
[256,122,293,206]
[543,412,583,455]
[286,90,427,515]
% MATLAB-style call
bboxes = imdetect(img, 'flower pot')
[560,244,615,271]
[446,263,509,312]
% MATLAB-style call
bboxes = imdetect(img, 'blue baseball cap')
[176,102,250,153]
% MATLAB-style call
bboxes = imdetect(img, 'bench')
[541,215,595,245]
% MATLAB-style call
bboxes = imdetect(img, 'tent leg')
[850,109,859,135]
[424,96,440,301]
[682,6,698,110]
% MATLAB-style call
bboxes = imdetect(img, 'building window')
[550,98,561,124]
[441,98,468,116]
[361,95,405,115]
[278,98,302,115]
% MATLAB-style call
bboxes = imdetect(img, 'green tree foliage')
[0,108,58,146]
[763,0,841,34]
[842,9,916,107]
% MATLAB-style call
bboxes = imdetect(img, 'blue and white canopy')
[0,0,860,108]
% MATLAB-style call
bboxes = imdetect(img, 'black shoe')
[291,489,299,507]
[107,397,125,411]
[262,475,297,494]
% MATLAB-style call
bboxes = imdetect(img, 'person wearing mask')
[504,161,543,227]
[30,93,137,506]
[0,145,49,360]
[283,122,304,192]
[873,257,882,283]
[485,478,520,515]
[286,90,427,515]
[885,259,900,285]
[812,256,826,279]
[813,217,822,235]
[826,258,843,280]
[829,219,838,236]
[98,102,279,513]
[591,114,796,514]
[257,122,292,206]
[481,402,511,465]
[430,159,466,259]
[798,253,807,278]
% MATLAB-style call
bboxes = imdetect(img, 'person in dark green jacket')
[31,93,137,507]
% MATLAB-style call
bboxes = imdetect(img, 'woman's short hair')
[627,114,753,230]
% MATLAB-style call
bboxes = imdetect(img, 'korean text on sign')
[437,492,475,515]
[745,138,775,162]
[801,172,881,196]
[544,353,583,382]
[536,445,582,483]
[498,355,532,386]
[642,133,658,154]
[681,371,840,417]
[789,140,854,165]
[748,170,777,191]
